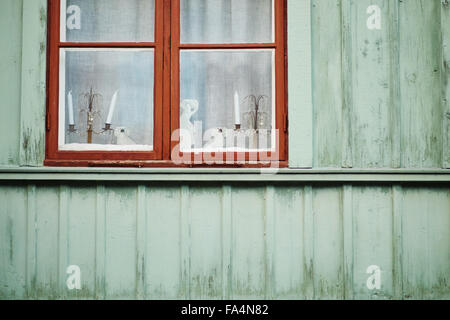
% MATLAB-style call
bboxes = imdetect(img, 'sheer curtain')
[62,0,155,148]
[65,0,154,42]
[180,0,274,149]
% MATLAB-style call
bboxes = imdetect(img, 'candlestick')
[234,91,240,126]
[67,90,74,126]
[106,90,118,124]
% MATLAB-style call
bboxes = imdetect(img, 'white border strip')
[288,0,313,168]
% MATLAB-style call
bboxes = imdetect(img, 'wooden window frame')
[44,0,288,167]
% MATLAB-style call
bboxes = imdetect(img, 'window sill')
[0,167,449,182]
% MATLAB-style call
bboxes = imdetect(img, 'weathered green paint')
[19,0,47,167]
[443,0,450,168]
[0,0,22,166]
[312,0,343,168]
[1,182,448,300]
[399,0,443,168]
[0,0,449,168]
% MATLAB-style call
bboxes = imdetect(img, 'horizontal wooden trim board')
[0,167,449,182]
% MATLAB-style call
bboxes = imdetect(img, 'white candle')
[106,90,118,124]
[67,90,74,125]
[234,91,240,125]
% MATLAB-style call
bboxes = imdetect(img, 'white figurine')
[203,128,225,150]
[180,99,199,150]
[114,127,136,145]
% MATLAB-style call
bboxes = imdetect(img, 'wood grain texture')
[104,186,137,299]
[0,185,27,299]
[34,185,59,298]
[352,186,393,299]
[188,185,223,299]
[288,0,313,168]
[19,0,47,166]
[230,186,266,299]
[313,187,344,299]
[399,0,442,168]
[312,0,344,168]
[401,187,450,299]
[346,0,400,168]
[1,182,449,299]
[272,186,304,299]
[0,0,22,166]
[442,0,450,168]
[145,185,181,299]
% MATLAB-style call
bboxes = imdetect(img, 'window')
[46,0,287,166]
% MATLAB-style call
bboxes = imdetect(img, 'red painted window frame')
[45,0,288,167]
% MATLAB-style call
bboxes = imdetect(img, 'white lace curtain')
[180,0,274,134]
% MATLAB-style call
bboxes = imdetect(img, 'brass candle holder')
[67,87,114,143]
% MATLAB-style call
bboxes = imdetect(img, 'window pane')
[180,0,273,44]
[180,50,274,151]
[59,49,154,151]
[61,0,155,42]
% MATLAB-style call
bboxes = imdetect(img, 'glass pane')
[62,0,155,42]
[59,49,154,151]
[180,0,273,44]
[180,50,274,151]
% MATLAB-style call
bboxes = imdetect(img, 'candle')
[67,90,74,125]
[106,90,118,124]
[234,91,240,125]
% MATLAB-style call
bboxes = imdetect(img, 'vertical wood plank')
[264,185,275,299]
[0,0,22,166]
[19,0,47,166]
[145,185,181,299]
[442,0,450,168]
[388,0,402,168]
[313,187,344,299]
[402,187,450,299]
[104,185,137,299]
[303,185,314,299]
[312,0,343,168]
[135,185,147,300]
[342,185,353,299]
[222,185,233,300]
[231,186,266,299]
[272,186,304,299]
[288,0,313,168]
[352,186,394,299]
[348,0,400,168]
[221,185,232,300]
[58,185,69,299]
[189,185,223,299]
[64,184,97,299]
[0,185,27,299]
[34,185,59,298]
[95,184,106,299]
[399,0,442,168]
[392,185,404,299]
[25,184,37,299]
[180,184,190,299]
[341,0,353,168]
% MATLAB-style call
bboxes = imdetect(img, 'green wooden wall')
[0,183,449,299]
[1,0,450,168]
[0,0,449,300]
